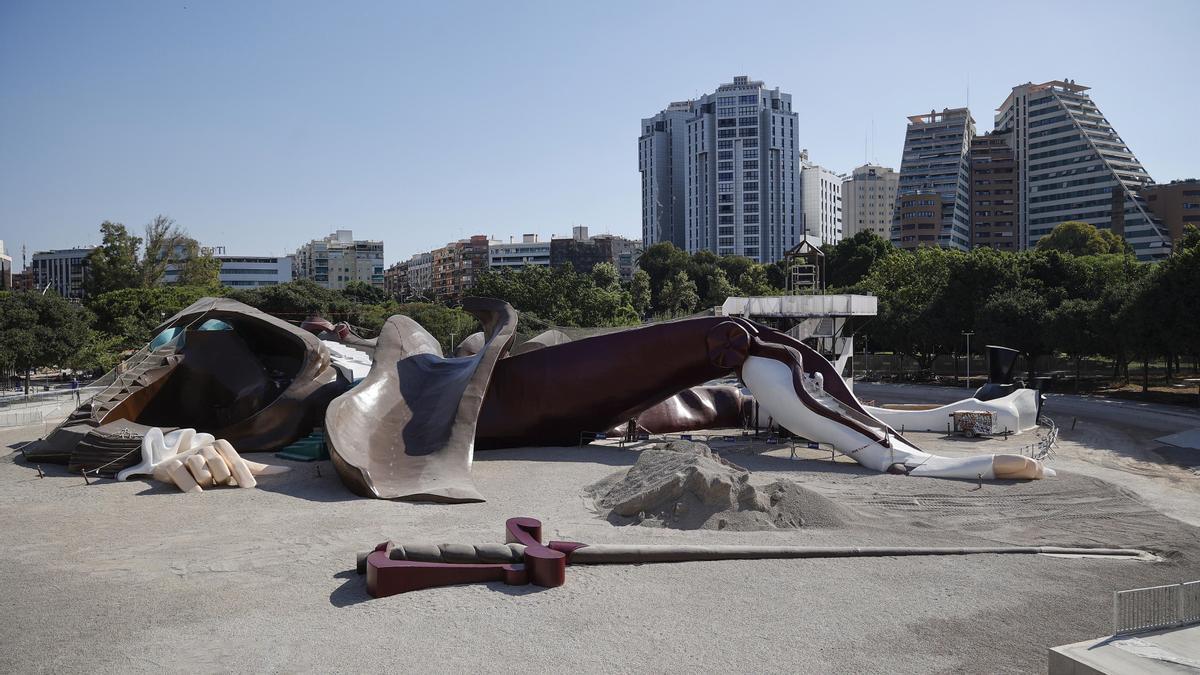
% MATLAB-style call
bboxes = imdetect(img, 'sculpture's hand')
[119,427,288,492]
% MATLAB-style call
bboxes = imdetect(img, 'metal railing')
[1113,580,1200,635]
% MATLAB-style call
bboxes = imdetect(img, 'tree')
[225,279,355,322]
[87,285,217,352]
[629,269,651,316]
[976,286,1053,379]
[1035,221,1128,256]
[141,215,187,286]
[0,291,92,393]
[357,302,480,350]
[702,267,736,307]
[341,281,389,305]
[175,240,222,287]
[85,221,143,297]
[1047,297,1099,392]
[826,231,894,289]
[658,270,699,317]
[736,265,773,296]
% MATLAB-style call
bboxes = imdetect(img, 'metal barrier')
[1113,580,1200,635]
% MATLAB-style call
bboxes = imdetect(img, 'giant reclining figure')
[327,299,1051,504]
[28,297,1051,501]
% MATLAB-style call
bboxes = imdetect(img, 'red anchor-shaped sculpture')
[361,517,586,598]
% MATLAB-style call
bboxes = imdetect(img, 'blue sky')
[2,0,1197,267]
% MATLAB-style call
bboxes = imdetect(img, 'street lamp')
[962,331,974,388]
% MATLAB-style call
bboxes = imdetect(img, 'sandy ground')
[3,387,1200,674]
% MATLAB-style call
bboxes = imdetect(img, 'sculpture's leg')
[476,318,752,449]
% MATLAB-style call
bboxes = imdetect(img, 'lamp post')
[962,331,974,388]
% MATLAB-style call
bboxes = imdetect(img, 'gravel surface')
[3,388,1200,674]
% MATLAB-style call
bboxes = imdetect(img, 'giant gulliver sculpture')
[28,296,1052,502]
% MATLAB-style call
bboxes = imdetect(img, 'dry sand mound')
[588,440,846,530]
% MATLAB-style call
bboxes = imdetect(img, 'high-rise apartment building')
[639,102,694,250]
[163,247,293,288]
[995,80,1169,258]
[31,247,94,299]
[841,164,899,239]
[892,108,975,250]
[969,129,1019,250]
[293,230,384,290]
[641,75,801,262]
[800,157,844,245]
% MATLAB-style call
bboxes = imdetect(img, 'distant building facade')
[641,75,802,262]
[31,247,94,299]
[488,234,551,271]
[800,158,844,245]
[383,261,409,299]
[639,101,694,250]
[431,235,489,303]
[969,129,1019,250]
[549,226,639,280]
[0,240,11,291]
[1130,179,1200,248]
[995,80,1169,258]
[841,164,899,240]
[162,247,293,288]
[293,230,384,290]
[892,107,975,250]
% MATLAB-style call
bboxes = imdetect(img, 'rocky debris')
[587,440,845,531]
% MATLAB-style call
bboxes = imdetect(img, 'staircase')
[86,346,179,424]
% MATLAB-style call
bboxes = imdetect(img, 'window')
[739,94,756,104]
[719,216,734,225]
[718,194,733,203]
[718,129,737,138]
[718,96,737,105]
[743,138,758,148]
[743,149,758,159]
[744,203,759,213]
[717,140,733,149]
[718,150,733,160]
[744,160,758,170]
[718,172,733,181]
[744,182,758,191]
[718,118,737,128]
[718,161,733,171]
[718,183,733,192]
[744,191,758,201]
[738,127,757,137]
[738,116,757,126]
[739,105,757,114]
[744,214,759,224]
[743,171,758,181]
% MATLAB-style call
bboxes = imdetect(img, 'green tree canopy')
[1036,221,1129,256]
[0,291,92,390]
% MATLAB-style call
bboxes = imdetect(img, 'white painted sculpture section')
[117,427,289,492]
[740,356,1053,480]
[864,389,1040,435]
[322,340,373,384]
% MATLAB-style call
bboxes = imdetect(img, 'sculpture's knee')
[707,321,751,371]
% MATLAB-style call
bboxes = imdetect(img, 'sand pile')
[588,440,845,530]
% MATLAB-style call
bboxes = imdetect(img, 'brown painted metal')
[324,298,517,503]
[475,318,751,449]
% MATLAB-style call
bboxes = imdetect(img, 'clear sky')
[2,0,1197,268]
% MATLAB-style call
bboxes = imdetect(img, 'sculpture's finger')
[201,446,232,485]
[214,439,256,488]
[164,457,203,493]
[243,460,290,476]
[185,454,214,489]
